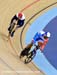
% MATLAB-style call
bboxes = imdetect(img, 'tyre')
[24,50,36,64]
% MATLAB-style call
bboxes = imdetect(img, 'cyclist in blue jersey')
[20,30,51,58]
[31,31,51,51]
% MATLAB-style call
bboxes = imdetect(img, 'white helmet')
[46,32,51,38]
[40,31,51,38]
[16,12,25,20]
[40,31,45,35]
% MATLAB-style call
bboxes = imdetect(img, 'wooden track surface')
[0,0,57,75]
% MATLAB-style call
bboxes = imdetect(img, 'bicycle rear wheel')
[24,50,36,64]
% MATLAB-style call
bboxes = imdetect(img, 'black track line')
[20,2,57,49]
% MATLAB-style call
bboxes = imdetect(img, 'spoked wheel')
[24,50,36,64]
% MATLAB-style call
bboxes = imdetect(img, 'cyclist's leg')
[10,25,20,37]
[29,45,40,58]
[12,19,25,32]
[8,15,18,31]
[13,25,20,32]
[20,43,33,58]
[11,19,25,37]
[26,42,33,54]
[26,42,33,49]
[23,43,33,56]
[20,47,31,59]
